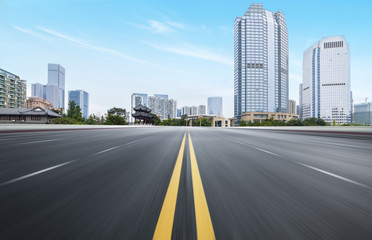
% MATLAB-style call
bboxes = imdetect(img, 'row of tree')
[51,101,128,125]
[239,117,329,127]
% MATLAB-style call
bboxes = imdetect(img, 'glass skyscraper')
[47,64,65,109]
[234,3,288,121]
[302,36,351,124]
[68,90,89,119]
[208,97,223,116]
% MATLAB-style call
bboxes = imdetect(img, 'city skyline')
[1,0,371,117]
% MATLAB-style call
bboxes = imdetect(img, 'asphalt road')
[0,127,371,240]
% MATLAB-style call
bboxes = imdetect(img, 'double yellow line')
[153,132,215,240]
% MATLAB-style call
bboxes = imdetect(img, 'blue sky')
[1,0,371,117]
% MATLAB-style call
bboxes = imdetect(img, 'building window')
[31,116,41,121]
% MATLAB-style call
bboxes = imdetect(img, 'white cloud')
[144,42,232,66]
[12,25,49,41]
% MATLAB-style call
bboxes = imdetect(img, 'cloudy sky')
[1,0,371,117]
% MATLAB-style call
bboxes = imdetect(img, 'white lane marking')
[226,137,282,157]
[297,162,372,190]
[90,136,152,156]
[0,160,76,187]
[18,139,61,145]
[91,146,120,156]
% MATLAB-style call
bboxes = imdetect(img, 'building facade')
[47,64,65,109]
[354,102,371,125]
[234,3,288,122]
[241,112,299,124]
[0,68,27,108]
[208,97,223,116]
[31,83,44,99]
[182,106,191,116]
[198,105,206,115]
[0,107,60,124]
[288,99,296,114]
[154,94,168,100]
[27,97,53,109]
[302,36,351,124]
[148,95,177,120]
[299,83,303,120]
[131,93,148,122]
[68,90,89,119]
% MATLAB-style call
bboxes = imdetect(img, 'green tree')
[67,101,84,122]
[104,107,127,125]
[86,114,100,125]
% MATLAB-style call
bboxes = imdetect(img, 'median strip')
[153,132,186,240]
[188,132,215,240]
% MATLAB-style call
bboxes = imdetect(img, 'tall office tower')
[0,68,27,108]
[182,106,191,116]
[191,106,198,116]
[208,97,223,116]
[47,64,65,109]
[177,109,182,118]
[234,3,288,121]
[302,36,351,124]
[198,105,206,115]
[288,99,296,114]
[131,93,146,122]
[31,83,44,99]
[44,84,59,108]
[69,90,89,119]
[154,94,168,100]
[299,83,303,120]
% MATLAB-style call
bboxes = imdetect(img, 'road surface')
[0,126,371,239]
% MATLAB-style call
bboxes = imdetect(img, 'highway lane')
[0,126,371,239]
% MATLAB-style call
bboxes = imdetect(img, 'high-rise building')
[148,95,177,120]
[31,83,44,99]
[0,68,27,108]
[69,90,89,119]
[154,94,168,100]
[131,93,147,122]
[182,106,191,116]
[132,93,148,106]
[302,36,351,124]
[198,105,206,115]
[208,97,223,116]
[234,3,288,122]
[177,109,182,118]
[191,106,198,116]
[288,99,296,114]
[354,102,371,125]
[47,64,65,109]
[44,84,59,109]
[299,83,303,120]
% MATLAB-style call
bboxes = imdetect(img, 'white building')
[198,105,206,115]
[148,95,177,120]
[182,106,191,116]
[234,3,288,122]
[299,83,303,119]
[288,99,296,114]
[208,97,223,116]
[302,36,351,124]
[31,83,44,99]
[47,64,65,109]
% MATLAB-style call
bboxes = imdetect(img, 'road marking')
[18,139,61,145]
[91,136,152,156]
[188,132,215,240]
[0,160,76,187]
[153,133,186,240]
[226,137,281,157]
[297,162,372,190]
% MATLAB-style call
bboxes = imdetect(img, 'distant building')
[241,112,299,124]
[354,102,372,125]
[288,99,296,114]
[27,97,53,109]
[234,3,288,122]
[299,83,303,120]
[296,105,299,116]
[154,94,168,100]
[302,36,351,124]
[44,84,59,109]
[198,105,206,115]
[69,90,89,119]
[0,107,61,124]
[208,97,223,116]
[131,93,148,122]
[177,109,182,118]
[182,106,191,116]
[47,64,65,109]
[191,106,198,116]
[31,83,44,99]
[148,95,177,120]
[0,68,27,108]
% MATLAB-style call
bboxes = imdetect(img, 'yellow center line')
[153,132,186,240]
[188,131,216,240]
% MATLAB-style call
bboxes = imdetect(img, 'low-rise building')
[0,107,61,124]
[241,112,300,124]
[27,97,53,109]
[187,114,234,127]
